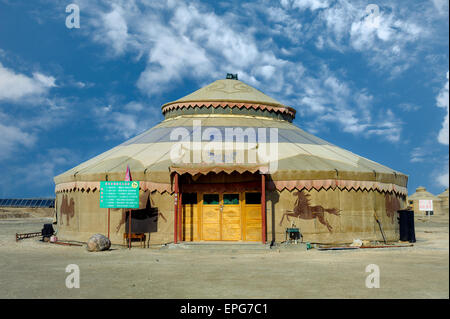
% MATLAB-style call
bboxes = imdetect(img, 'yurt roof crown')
[161,74,296,122]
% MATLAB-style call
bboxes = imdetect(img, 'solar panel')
[0,198,56,207]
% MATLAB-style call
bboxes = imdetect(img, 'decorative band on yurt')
[55,179,407,195]
[161,101,296,117]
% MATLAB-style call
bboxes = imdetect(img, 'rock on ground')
[86,234,111,252]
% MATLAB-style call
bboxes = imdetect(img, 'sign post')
[100,181,140,248]
[419,199,433,219]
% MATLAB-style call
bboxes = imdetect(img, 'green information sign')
[99,181,140,208]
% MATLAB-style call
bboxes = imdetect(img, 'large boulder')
[86,234,111,252]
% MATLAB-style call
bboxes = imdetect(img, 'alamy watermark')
[365,4,380,28]
[169,120,279,173]
[365,264,380,288]
[65,264,80,288]
[65,4,80,29]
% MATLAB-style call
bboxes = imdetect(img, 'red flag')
[125,165,132,181]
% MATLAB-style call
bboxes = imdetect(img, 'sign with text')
[418,199,433,211]
[100,181,140,208]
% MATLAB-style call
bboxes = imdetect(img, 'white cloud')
[0,58,72,161]
[434,155,449,188]
[32,72,57,88]
[124,101,144,112]
[399,103,421,112]
[436,71,449,145]
[10,148,80,195]
[93,4,130,55]
[0,112,36,160]
[83,0,302,100]
[293,67,402,142]
[437,170,449,188]
[431,0,449,15]
[93,101,158,139]
[283,0,330,11]
[0,62,56,102]
[437,170,449,187]
[275,0,430,76]
[410,146,425,163]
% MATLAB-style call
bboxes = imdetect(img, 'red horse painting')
[279,191,341,232]
[60,194,75,226]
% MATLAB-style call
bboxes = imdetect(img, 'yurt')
[407,186,441,215]
[54,75,408,245]
[437,188,449,214]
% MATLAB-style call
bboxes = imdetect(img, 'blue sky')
[0,0,448,198]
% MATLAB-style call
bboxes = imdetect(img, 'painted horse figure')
[279,191,341,232]
[385,193,400,224]
[60,194,75,226]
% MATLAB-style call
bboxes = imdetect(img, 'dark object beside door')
[398,210,416,243]
[41,224,54,238]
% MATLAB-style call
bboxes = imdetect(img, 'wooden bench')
[123,233,145,248]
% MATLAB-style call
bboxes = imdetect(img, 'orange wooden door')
[221,193,242,241]
[243,192,262,241]
[201,193,221,241]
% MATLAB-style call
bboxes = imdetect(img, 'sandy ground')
[0,215,448,299]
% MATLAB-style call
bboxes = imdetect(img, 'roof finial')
[226,73,238,80]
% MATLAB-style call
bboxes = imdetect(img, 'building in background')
[407,186,446,216]
[437,188,449,214]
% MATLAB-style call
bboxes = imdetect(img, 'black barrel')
[408,211,416,243]
[398,210,416,242]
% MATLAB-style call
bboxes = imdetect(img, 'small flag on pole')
[125,164,133,249]
[125,165,132,181]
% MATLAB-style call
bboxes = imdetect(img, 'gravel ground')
[0,215,448,299]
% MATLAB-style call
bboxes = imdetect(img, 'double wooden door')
[202,193,241,241]
[181,192,262,242]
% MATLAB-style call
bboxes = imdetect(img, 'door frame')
[181,191,262,242]
[199,192,243,241]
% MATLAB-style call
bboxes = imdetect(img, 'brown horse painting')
[279,191,341,232]
[60,194,75,226]
[385,193,400,223]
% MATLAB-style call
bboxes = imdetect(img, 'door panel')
[222,204,241,240]
[244,206,262,241]
[243,192,262,241]
[202,194,221,241]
